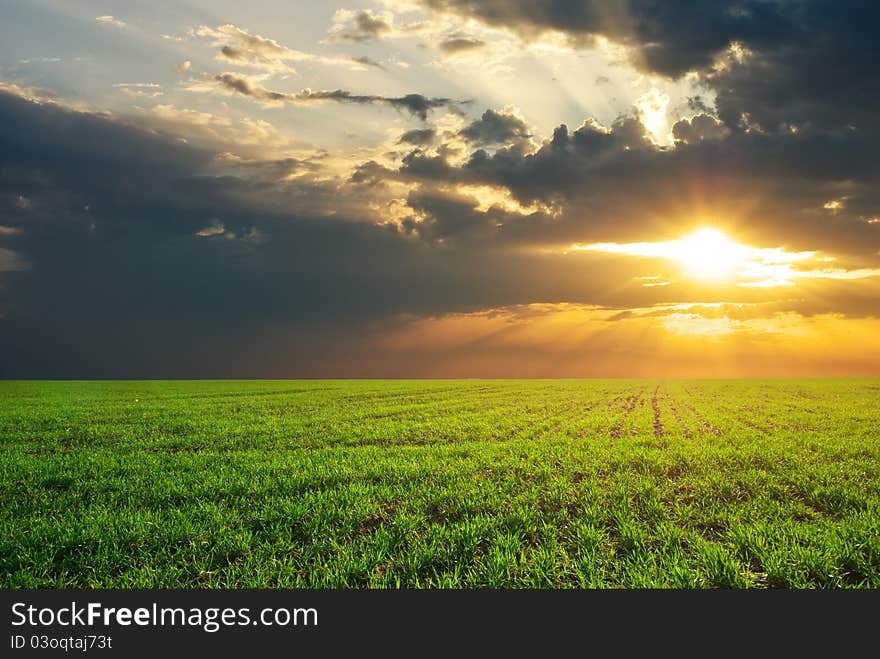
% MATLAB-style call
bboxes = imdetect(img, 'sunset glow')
[675,228,741,280]
[0,2,878,378]
[576,228,880,289]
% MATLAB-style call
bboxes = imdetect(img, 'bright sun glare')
[578,227,880,288]
[674,228,741,281]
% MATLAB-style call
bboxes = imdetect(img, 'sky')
[1,0,879,378]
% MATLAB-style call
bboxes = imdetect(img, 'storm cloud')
[414,0,789,77]
[414,1,880,136]
[0,89,646,375]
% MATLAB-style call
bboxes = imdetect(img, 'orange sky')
[1,3,878,377]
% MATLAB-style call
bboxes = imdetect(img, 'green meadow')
[1,379,878,588]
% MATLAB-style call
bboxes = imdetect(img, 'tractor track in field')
[651,386,664,438]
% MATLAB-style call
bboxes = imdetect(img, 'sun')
[578,226,839,288]
[674,227,742,281]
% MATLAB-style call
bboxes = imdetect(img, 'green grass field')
[1,379,878,588]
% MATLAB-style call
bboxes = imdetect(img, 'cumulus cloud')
[459,107,531,146]
[672,114,730,144]
[373,108,880,259]
[399,128,437,146]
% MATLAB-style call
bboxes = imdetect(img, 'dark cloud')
[8,87,872,378]
[416,2,880,141]
[707,4,880,135]
[415,0,790,77]
[386,113,880,256]
[0,89,640,375]
[685,95,713,114]
[459,108,531,146]
[398,128,437,146]
[213,73,462,120]
[400,188,509,243]
[0,92,441,374]
[672,114,730,144]
[439,37,486,54]
[398,115,652,200]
